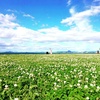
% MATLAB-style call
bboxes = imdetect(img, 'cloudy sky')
[0,0,100,52]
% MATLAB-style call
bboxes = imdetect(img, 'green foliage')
[0,54,100,100]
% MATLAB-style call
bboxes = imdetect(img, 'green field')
[0,54,100,100]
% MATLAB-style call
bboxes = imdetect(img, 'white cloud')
[7,9,18,13]
[69,7,76,15]
[41,24,48,28]
[67,0,71,6]
[0,13,15,21]
[23,14,34,19]
[0,13,19,28]
[61,6,100,25]
[0,8,100,52]
[93,0,100,2]
[60,6,100,43]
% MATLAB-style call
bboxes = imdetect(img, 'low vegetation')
[0,54,100,100]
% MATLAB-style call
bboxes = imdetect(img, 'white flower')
[85,78,88,81]
[14,83,17,87]
[79,74,82,78]
[0,79,2,82]
[91,67,96,71]
[5,85,8,88]
[74,69,76,72]
[77,83,80,87]
[90,90,93,92]
[4,84,9,90]
[86,97,89,100]
[90,83,94,87]
[54,72,57,75]
[64,81,66,84]
[54,87,57,90]
[97,86,100,89]
[69,84,72,87]
[84,85,88,89]
[26,72,29,75]
[51,76,54,78]
[96,86,100,92]
[29,73,34,77]
[78,80,81,83]
[57,85,61,88]
[14,98,19,100]
[57,79,60,82]
[70,71,72,73]
[54,82,57,86]
[18,76,21,79]
[74,75,76,78]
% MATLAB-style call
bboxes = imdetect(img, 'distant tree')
[46,52,49,54]
[96,50,99,54]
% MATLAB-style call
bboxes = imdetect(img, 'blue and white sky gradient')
[0,0,100,52]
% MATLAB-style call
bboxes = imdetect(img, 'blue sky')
[0,0,100,52]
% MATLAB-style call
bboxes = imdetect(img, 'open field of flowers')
[0,54,100,100]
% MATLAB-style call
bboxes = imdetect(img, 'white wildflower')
[14,98,19,100]
[90,90,93,92]
[4,84,9,90]
[51,76,54,78]
[54,72,57,75]
[79,74,82,78]
[0,79,2,82]
[70,71,72,73]
[84,85,88,89]
[86,97,89,100]
[54,87,57,90]
[77,83,80,87]
[85,78,88,81]
[18,76,21,79]
[54,82,57,86]
[5,85,8,88]
[74,75,77,78]
[74,69,76,72]
[96,86,100,92]
[64,81,66,84]
[29,73,33,77]
[69,84,73,87]
[90,83,94,87]
[78,80,81,83]
[26,72,29,75]
[14,83,17,87]
[57,79,60,82]
[57,85,61,88]
[97,86,100,89]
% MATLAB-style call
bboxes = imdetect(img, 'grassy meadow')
[0,54,100,100]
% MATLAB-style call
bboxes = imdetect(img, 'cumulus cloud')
[0,13,19,28]
[61,6,100,25]
[61,5,100,43]
[0,5,100,52]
